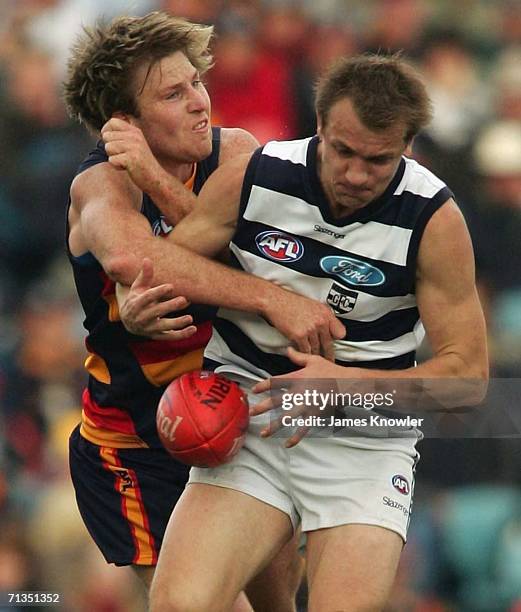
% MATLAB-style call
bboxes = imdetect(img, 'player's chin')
[336,191,371,209]
[188,133,212,159]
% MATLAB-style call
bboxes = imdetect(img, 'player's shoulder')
[399,156,448,199]
[219,128,259,164]
[260,137,313,165]
[70,160,141,211]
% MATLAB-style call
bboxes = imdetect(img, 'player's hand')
[101,117,164,194]
[263,292,345,361]
[118,258,197,340]
[251,347,343,447]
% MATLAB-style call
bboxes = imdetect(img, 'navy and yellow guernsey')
[67,128,221,449]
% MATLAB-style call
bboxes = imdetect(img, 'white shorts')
[188,381,420,542]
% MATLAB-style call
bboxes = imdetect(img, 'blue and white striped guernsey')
[204,136,453,379]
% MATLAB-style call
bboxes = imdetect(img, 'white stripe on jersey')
[245,185,413,266]
[261,138,310,165]
[204,326,271,378]
[229,243,417,322]
[395,158,448,198]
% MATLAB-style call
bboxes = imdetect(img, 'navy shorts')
[69,425,189,566]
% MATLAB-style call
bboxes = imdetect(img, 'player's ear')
[316,113,323,139]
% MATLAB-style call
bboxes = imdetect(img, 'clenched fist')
[101,117,165,195]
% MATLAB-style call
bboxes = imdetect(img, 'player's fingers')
[286,346,312,367]
[133,258,155,290]
[284,426,310,448]
[252,379,271,394]
[318,328,335,362]
[165,295,190,310]
[133,284,175,305]
[126,293,173,319]
[106,152,129,170]
[101,117,130,134]
[149,325,198,341]
[331,317,346,340]
[131,315,193,337]
[149,295,190,317]
[260,413,283,437]
[249,395,275,416]
[156,314,193,331]
[308,331,320,356]
[294,336,311,355]
[104,139,132,155]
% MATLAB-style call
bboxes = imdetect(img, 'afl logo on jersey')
[392,475,410,495]
[255,231,304,262]
[320,256,385,287]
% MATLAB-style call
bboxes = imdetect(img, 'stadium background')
[0,0,520,610]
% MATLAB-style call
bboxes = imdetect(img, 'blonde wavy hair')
[63,11,213,132]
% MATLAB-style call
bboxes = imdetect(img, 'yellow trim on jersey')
[80,411,149,449]
[103,293,120,322]
[85,352,111,384]
[185,164,196,190]
[140,348,204,386]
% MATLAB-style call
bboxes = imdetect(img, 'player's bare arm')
[119,153,346,358]
[101,120,259,225]
[168,152,251,257]
[409,198,489,380]
[69,161,147,274]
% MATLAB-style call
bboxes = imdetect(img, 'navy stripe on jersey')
[239,146,264,220]
[376,187,452,230]
[194,127,221,192]
[209,317,416,376]
[344,307,420,342]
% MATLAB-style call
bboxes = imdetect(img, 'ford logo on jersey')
[255,231,304,262]
[320,256,385,287]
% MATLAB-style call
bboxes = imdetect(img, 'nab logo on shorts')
[255,231,304,262]
[327,283,358,314]
[392,475,410,496]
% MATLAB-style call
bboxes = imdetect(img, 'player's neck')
[162,160,196,184]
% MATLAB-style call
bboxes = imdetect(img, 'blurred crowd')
[0,1,520,610]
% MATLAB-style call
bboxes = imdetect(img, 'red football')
[156,370,249,468]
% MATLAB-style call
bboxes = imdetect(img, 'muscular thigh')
[306,524,403,612]
[151,483,293,612]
